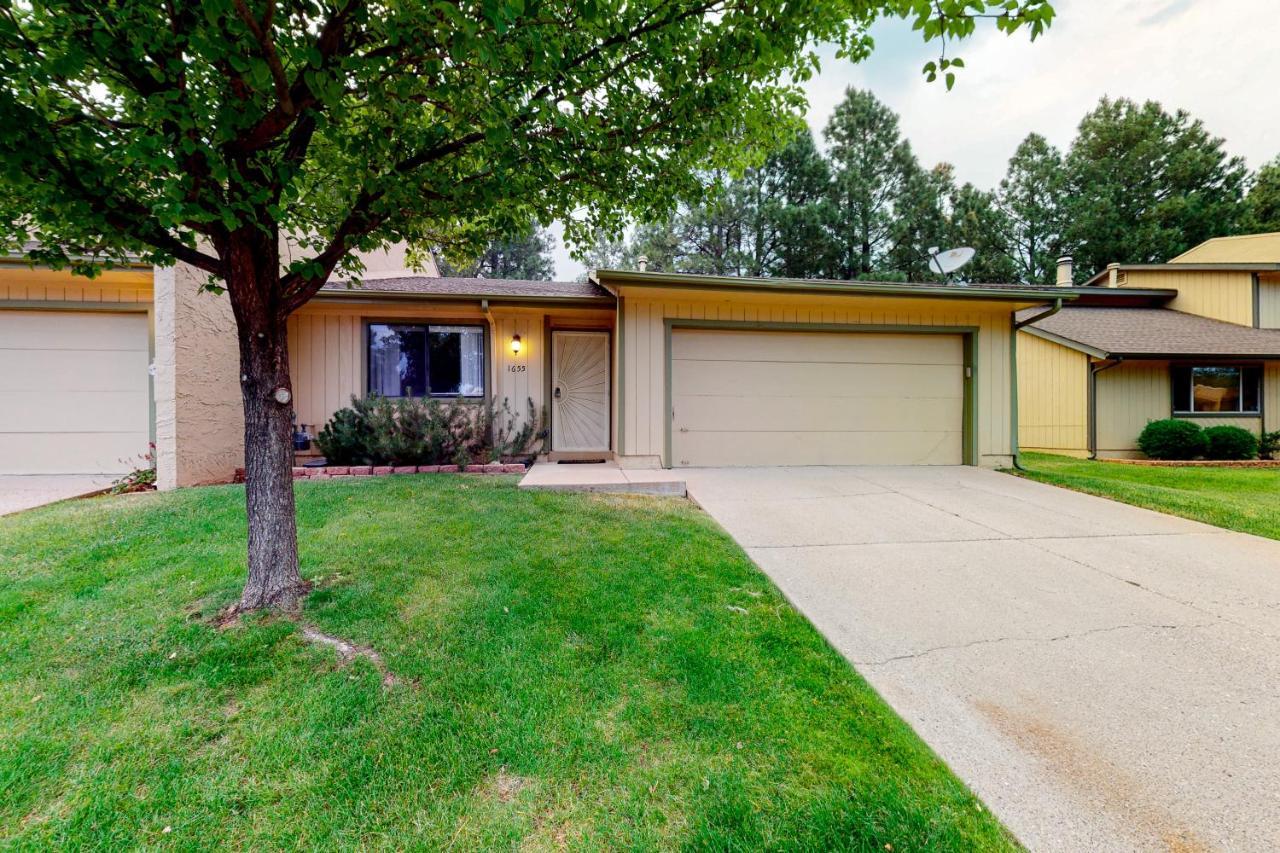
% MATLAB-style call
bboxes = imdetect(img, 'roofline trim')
[313,289,614,307]
[1082,262,1280,286]
[1018,325,1111,359]
[592,269,1082,303]
[0,254,153,272]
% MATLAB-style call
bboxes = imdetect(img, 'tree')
[824,88,916,279]
[1243,156,1280,234]
[1063,97,1248,278]
[947,183,1019,283]
[0,1,1053,612]
[751,129,838,278]
[438,223,556,279]
[885,157,953,281]
[997,133,1067,284]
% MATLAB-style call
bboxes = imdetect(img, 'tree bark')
[225,233,308,612]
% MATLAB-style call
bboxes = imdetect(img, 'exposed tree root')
[298,625,407,688]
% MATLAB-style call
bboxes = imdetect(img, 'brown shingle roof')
[321,275,611,300]
[1021,306,1280,358]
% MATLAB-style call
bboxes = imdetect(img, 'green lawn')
[0,476,1011,851]
[1014,452,1280,540]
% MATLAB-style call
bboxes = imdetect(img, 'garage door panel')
[0,311,150,474]
[672,430,963,467]
[0,390,150,432]
[671,328,962,364]
[0,433,148,475]
[0,349,150,392]
[674,394,963,433]
[670,329,965,467]
[673,359,961,398]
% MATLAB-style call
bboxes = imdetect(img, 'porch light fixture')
[510,334,522,354]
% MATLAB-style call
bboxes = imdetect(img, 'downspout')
[1010,298,1063,470]
[1088,357,1123,459]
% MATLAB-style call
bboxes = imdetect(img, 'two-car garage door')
[0,311,151,474]
[670,329,965,467]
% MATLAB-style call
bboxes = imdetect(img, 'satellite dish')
[929,246,976,277]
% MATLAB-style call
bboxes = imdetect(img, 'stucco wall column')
[154,262,245,489]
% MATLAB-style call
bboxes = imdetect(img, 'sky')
[550,0,1277,280]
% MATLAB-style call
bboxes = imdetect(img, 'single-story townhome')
[5,232,1280,486]
[1017,233,1280,458]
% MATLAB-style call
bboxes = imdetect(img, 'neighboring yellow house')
[1017,233,1280,458]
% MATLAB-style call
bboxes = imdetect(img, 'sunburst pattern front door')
[551,331,610,452]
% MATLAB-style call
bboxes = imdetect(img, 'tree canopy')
[437,223,556,279]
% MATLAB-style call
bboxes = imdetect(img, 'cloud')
[553,0,1277,278]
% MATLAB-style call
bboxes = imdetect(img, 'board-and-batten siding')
[1094,359,1278,456]
[1258,274,1280,329]
[1016,332,1089,455]
[287,301,612,437]
[617,289,1018,466]
[1120,269,1254,326]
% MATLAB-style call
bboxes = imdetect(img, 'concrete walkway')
[0,474,114,517]
[519,460,686,495]
[682,466,1280,853]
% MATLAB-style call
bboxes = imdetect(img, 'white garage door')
[670,329,965,467]
[0,311,151,474]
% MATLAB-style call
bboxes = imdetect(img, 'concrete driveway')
[683,466,1280,853]
[0,475,113,517]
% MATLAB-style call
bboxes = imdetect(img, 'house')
[7,233,1279,485]
[1016,234,1280,458]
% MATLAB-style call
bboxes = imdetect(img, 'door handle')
[553,386,562,399]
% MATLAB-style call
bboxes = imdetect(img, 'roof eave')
[594,269,1080,303]
[313,289,614,306]
[1018,325,1112,359]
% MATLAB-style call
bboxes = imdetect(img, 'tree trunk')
[226,236,308,612]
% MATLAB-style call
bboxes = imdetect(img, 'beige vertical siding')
[1258,274,1280,329]
[0,266,153,304]
[1016,331,1089,454]
[1094,361,1170,454]
[1120,269,1254,325]
[1094,359,1274,455]
[288,299,611,438]
[617,288,1020,467]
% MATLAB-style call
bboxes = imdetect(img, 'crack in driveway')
[854,620,1218,668]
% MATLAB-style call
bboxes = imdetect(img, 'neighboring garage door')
[670,328,966,467]
[0,310,150,474]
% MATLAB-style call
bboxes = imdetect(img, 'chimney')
[637,255,648,272]
[1055,256,1073,287]
[1106,262,1121,288]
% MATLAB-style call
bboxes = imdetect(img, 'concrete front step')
[518,461,686,496]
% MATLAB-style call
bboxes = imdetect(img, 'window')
[368,323,484,398]
[1171,365,1261,413]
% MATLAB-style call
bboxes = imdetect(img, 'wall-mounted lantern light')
[510,333,522,354]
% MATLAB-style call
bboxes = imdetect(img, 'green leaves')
[0,0,1056,290]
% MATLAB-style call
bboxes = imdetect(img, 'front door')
[551,330,610,452]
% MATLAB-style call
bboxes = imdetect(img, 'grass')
[1013,452,1280,540]
[0,476,1012,851]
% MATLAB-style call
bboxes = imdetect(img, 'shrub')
[315,395,543,466]
[1260,430,1280,461]
[1202,425,1258,460]
[1137,418,1206,460]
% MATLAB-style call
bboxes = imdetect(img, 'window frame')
[365,320,488,400]
[1170,362,1263,416]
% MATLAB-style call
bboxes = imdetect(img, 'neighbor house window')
[1171,365,1261,413]
[367,323,485,398]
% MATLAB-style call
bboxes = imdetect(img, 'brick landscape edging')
[233,463,528,482]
